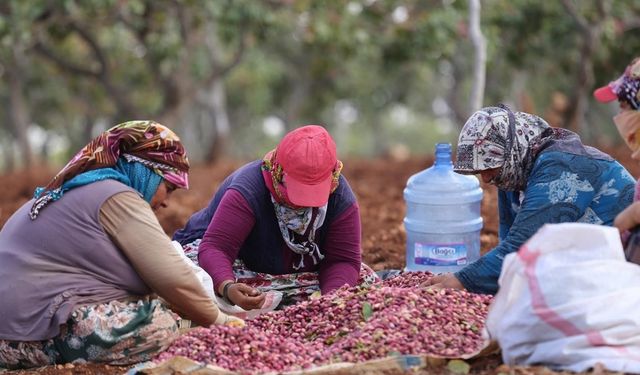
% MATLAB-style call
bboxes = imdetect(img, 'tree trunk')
[563,26,596,136]
[468,0,487,113]
[560,0,609,140]
[82,116,96,145]
[204,79,231,163]
[1,134,15,172]
[447,52,469,129]
[284,66,312,130]
[7,43,33,168]
[370,114,386,157]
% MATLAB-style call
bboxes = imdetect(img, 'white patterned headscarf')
[454,105,552,191]
[270,196,327,270]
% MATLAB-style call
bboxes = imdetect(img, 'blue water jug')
[403,143,483,273]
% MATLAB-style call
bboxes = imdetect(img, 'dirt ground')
[0,147,637,375]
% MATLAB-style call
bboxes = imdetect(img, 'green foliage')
[1,0,639,168]
[361,301,373,321]
[447,359,471,374]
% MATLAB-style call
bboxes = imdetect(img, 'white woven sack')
[486,223,640,373]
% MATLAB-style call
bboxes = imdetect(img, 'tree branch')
[170,0,190,42]
[206,31,248,85]
[33,18,108,78]
[595,0,611,20]
[33,41,99,77]
[0,1,9,17]
[68,21,108,75]
[560,0,589,32]
[155,1,202,122]
[621,16,640,31]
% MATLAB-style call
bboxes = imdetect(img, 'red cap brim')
[593,85,618,103]
[284,173,333,207]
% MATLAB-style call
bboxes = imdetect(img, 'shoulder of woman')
[100,190,152,224]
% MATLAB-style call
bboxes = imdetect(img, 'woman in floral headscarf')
[0,121,240,370]
[173,125,378,313]
[424,105,635,295]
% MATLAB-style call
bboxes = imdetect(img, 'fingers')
[246,293,267,309]
[229,283,266,310]
[214,311,246,327]
[421,273,466,291]
[234,283,262,296]
[428,282,445,290]
[615,202,640,233]
[225,315,245,328]
[614,209,631,233]
[421,273,446,287]
[236,293,266,310]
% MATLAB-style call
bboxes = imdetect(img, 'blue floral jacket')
[455,150,635,294]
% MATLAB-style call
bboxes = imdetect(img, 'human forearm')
[455,198,532,295]
[319,262,359,294]
[318,203,362,294]
[199,188,256,292]
[454,250,504,294]
[198,247,236,293]
[614,202,640,233]
[100,193,224,326]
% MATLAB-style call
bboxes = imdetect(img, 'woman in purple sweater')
[174,125,376,310]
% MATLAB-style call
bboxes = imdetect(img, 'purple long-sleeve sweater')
[173,160,362,294]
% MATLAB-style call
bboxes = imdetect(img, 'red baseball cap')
[594,57,640,108]
[593,83,619,103]
[276,125,337,207]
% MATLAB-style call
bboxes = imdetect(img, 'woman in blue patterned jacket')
[424,105,635,294]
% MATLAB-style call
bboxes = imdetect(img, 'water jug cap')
[434,143,452,168]
[403,141,482,204]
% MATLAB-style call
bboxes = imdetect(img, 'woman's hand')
[421,273,466,291]
[213,310,245,327]
[614,202,640,233]
[226,282,266,311]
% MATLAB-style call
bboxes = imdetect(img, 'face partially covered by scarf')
[594,57,640,153]
[30,120,190,219]
[261,149,343,269]
[613,108,640,160]
[454,106,555,191]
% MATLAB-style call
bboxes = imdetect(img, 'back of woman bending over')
[0,121,239,370]
[425,106,635,294]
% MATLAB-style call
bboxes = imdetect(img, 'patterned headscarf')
[454,105,558,191]
[30,120,190,219]
[261,149,343,269]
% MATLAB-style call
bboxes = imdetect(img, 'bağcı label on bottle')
[414,242,468,266]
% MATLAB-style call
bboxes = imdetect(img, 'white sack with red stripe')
[486,223,640,373]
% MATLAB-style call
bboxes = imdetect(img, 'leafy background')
[0,0,638,169]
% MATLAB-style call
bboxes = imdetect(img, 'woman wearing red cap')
[0,121,240,369]
[173,125,376,312]
[595,56,640,263]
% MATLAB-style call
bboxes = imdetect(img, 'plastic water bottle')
[403,143,483,274]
